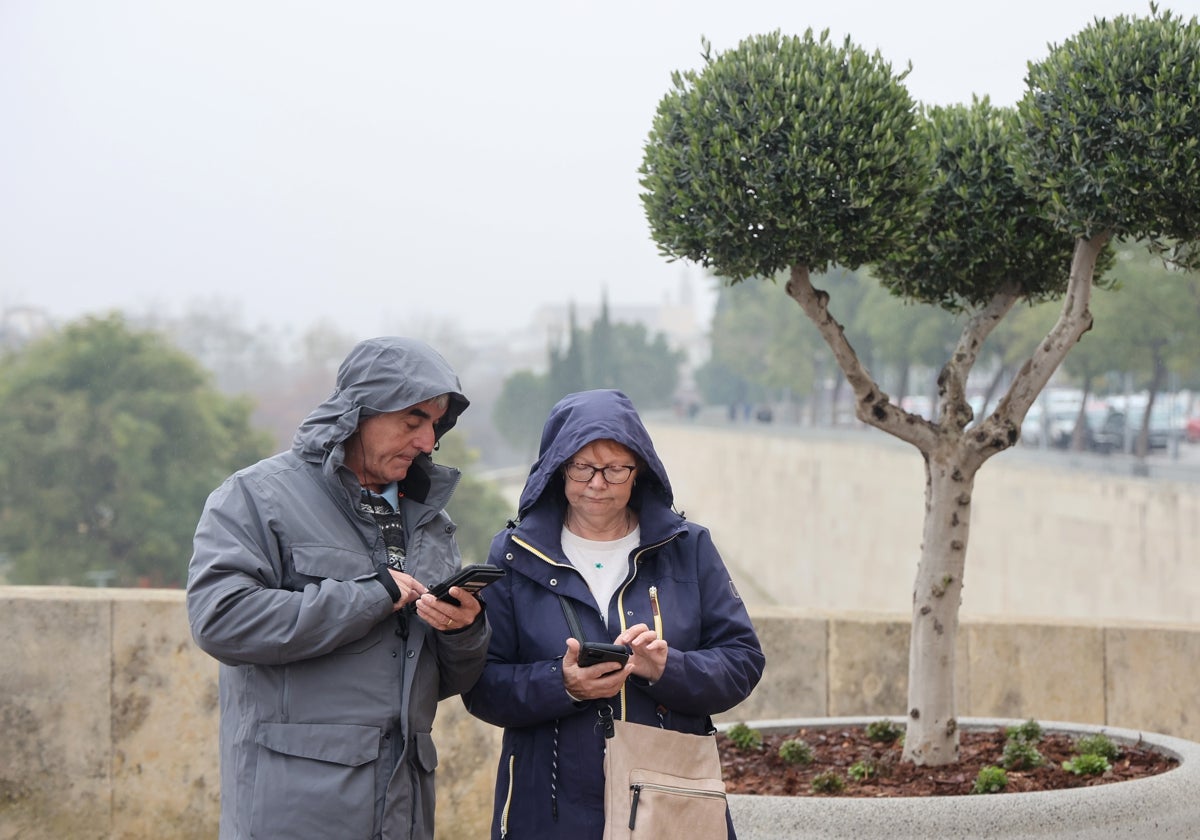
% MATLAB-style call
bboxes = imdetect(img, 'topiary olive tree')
[640,9,1200,766]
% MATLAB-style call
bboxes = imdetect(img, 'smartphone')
[428,564,505,606]
[578,641,632,668]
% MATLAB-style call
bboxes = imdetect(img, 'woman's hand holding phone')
[562,637,633,700]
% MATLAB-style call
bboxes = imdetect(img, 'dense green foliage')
[875,98,1109,310]
[641,30,927,282]
[0,315,272,586]
[1018,8,1200,268]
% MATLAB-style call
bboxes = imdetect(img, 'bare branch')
[938,285,1020,433]
[785,265,938,450]
[991,233,1108,437]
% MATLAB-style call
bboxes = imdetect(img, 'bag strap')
[558,595,588,643]
[559,595,619,737]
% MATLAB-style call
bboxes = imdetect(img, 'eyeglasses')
[563,462,637,484]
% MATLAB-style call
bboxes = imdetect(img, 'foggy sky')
[3,0,1195,341]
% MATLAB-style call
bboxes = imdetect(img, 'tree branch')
[938,285,1019,433]
[786,264,938,450]
[988,233,1109,449]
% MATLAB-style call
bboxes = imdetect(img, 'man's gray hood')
[292,336,469,462]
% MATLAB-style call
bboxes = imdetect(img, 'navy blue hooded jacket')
[463,389,765,840]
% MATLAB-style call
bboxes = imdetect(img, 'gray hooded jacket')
[187,337,489,840]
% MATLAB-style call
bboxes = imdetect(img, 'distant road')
[642,407,1200,486]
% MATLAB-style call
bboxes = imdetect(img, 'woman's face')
[562,439,637,523]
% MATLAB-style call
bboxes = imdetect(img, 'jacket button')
[549,578,558,586]
[505,553,513,560]
[407,650,416,658]
[391,651,398,658]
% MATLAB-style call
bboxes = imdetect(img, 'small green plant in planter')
[778,738,814,766]
[1063,753,1113,776]
[847,760,876,782]
[865,719,903,744]
[1000,719,1046,770]
[1001,735,1046,770]
[810,771,846,794]
[1074,733,1121,762]
[1005,719,1044,743]
[971,765,1009,794]
[726,723,763,752]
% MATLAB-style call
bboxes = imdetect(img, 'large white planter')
[727,717,1200,840]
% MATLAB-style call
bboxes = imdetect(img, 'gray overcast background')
[3,0,1197,340]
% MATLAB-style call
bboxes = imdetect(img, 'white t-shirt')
[561,524,641,629]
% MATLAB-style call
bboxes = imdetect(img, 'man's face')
[350,397,448,490]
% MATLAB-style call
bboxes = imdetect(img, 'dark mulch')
[718,723,1178,797]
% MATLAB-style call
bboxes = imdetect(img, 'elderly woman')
[464,389,764,840]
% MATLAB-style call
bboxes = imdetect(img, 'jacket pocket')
[291,544,371,581]
[250,722,380,839]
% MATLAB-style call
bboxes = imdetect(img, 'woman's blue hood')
[517,389,673,518]
[292,336,469,460]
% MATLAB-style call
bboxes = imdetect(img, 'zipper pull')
[649,585,663,639]
[628,784,642,829]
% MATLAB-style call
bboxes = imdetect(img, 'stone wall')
[646,423,1200,624]
[2,587,1198,839]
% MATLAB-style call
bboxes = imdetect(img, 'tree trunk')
[782,236,1104,768]
[902,450,977,764]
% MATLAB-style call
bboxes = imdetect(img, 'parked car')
[1187,414,1200,444]
[1021,400,1106,450]
[1090,405,1177,453]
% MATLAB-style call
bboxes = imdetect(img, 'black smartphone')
[578,641,632,668]
[428,564,505,606]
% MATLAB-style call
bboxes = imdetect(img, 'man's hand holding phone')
[414,565,502,632]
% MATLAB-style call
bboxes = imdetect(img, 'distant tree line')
[0,314,512,587]
[492,298,685,459]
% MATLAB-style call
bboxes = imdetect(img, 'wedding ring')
[444,617,451,627]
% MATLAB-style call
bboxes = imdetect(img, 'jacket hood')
[292,336,469,460]
[517,389,673,519]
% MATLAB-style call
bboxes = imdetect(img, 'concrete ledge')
[728,717,1200,839]
[3,587,1200,839]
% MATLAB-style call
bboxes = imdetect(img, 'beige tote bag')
[602,719,728,840]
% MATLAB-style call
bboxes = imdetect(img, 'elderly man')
[187,336,490,840]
